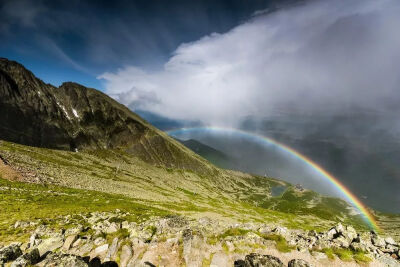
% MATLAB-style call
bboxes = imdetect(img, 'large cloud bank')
[99,0,400,126]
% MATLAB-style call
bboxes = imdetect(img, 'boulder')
[105,237,119,261]
[377,254,400,267]
[0,244,22,264]
[334,236,350,248]
[311,251,327,260]
[385,237,397,246]
[94,237,106,246]
[243,253,284,267]
[10,248,40,267]
[120,244,133,267]
[288,259,313,267]
[39,252,88,266]
[342,226,357,242]
[90,244,109,259]
[37,236,64,257]
[372,236,386,248]
[77,241,93,256]
[29,233,40,248]
[326,228,337,239]
[350,242,367,252]
[105,222,120,234]
[62,235,78,251]
[335,223,345,234]
[210,252,229,267]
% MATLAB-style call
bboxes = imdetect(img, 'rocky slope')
[0,58,212,173]
[1,211,399,267]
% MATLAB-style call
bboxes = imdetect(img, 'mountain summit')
[0,58,211,172]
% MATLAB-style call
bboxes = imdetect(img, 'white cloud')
[99,0,400,126]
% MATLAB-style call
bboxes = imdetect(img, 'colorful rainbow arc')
[166,126,380,231]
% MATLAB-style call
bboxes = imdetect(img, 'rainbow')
[167,126,379,231]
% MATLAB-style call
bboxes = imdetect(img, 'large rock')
[105,237,119,261]
[90,244,109,259]
[377,254,400,267]
[0,244,22,264]
[62,235,78,251]
[10,248,40,267]
[38,252,88,267]
[210,252,229,267]
[326,228,337,239]
[288,259,313,267]
[385,237,397,246]
[372,236,386,248]
[342,226,357,242]
[242,253,284,267]
[120,245,133,267]
[37,236,64,257]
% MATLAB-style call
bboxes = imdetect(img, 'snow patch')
[56,101,71,120]
[72,108,79,119]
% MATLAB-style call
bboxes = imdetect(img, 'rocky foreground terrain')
[1,210,399,267]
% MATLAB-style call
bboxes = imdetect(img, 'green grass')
[219,228,251,238]
[261,234,295,253]
[106,228,130,244]
[353,250,373,263]
[321,248,335,260]
[0,177,168,243]
[317,247,372,263]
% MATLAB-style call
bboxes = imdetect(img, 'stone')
[288,259,313,267]
[62,235,78,251]
[0,244,22,264]
[350,242,367,252]
[385,237,397,246]
[120,244,133,267]
[342,226,357,242]
[37,236,64,257]
[94,237,106,246]
[105,237,119,261]
[377,254,400,267]
[90,244,108,258]
[210,252,229,267]
[372,236,386,248]
[29,233,39,248]
[39,252,88,266]
[72,238,82,248]
[65,226,83,236]
[243,253,284,267]
[105,222,120,234]
[311,251,327,260]
[77,242,93,256]
[334,236,350,248]
[10,248,40,267]
[326,228,337,239]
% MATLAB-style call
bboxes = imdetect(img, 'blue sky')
[0,0,289,90]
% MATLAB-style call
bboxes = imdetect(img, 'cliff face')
[0,58,212,172]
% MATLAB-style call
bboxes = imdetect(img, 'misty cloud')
[100,0,400,126]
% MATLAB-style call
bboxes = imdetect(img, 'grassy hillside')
[1,139,391,245]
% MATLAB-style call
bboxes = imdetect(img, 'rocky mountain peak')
[0,58,212,173]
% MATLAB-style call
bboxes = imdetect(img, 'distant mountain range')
[176,138,234,169]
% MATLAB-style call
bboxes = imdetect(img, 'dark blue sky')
[0,0,296,89]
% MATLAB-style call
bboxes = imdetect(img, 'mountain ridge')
[0,58,213,174]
